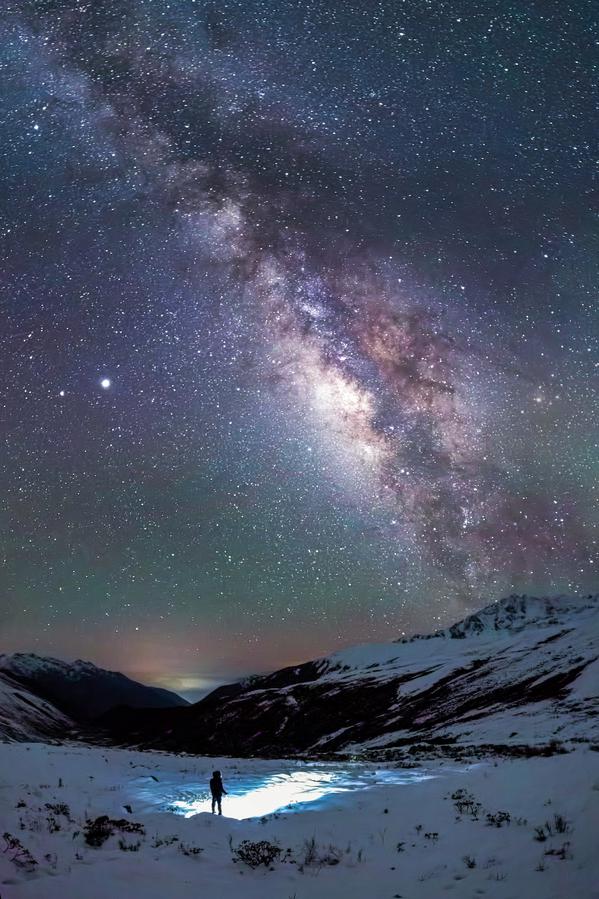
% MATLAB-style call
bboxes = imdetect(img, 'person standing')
[209,770,227,815]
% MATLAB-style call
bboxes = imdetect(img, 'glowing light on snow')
[172,771,346,819]
[132,766,440,821]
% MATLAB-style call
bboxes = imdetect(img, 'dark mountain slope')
[101,594,599,757]
[0,670,77,742]
[0,653,188,721]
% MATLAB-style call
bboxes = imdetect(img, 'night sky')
[1,1,597,698]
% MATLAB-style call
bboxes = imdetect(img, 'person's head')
[213,770,221,778]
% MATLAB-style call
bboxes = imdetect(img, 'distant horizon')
[3,587,496,700]
[4,589,597,703]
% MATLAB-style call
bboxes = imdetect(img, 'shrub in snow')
[152,834,179,848]
[233,839,281,868]
[544,841,572,860]
[533,813,571,842]
[179,843,203,857]
[3,832,37,871]
[553,813,571,834]
[298,837,342,871]
[84,816,145,848]
[486,811,511,827]
[45,802,71,820]
[451,789,482,819]
[46,814,61,833]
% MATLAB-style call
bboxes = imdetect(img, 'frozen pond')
[130,763,440,820]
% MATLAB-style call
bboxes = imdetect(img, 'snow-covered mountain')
[0,670,77,742]
[0,653,188,721]
[102,594,599,756]
[410,593,593,640]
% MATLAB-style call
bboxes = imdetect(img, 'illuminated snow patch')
[132,766,438,821]
[172,771,352,819]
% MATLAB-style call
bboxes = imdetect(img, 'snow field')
[0,742,597,898]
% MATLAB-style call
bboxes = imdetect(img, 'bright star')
[100,378,111,389]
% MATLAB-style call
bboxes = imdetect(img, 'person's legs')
[217,796,222,815]
[211,796,216,814]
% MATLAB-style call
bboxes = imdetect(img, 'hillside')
[0,653,188,721]
[101,594,599,757]
[0,670,76,742]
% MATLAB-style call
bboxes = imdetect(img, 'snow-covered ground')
[1,742,597,898]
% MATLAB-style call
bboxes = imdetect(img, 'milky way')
[1,1,597,692]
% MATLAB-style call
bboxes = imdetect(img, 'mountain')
[0,670,77,742]
[101,594,599,757]
[0,653,188,721]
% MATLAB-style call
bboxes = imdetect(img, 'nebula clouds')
[1,1,596,678]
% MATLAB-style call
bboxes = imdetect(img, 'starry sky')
[1,0,597,699]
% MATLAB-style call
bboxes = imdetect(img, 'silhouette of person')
[209,770,227,814]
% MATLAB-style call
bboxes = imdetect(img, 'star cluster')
[1,0,597,692]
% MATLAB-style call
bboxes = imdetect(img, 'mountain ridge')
[0,652,188,723]
[404,593,598,641]
[99,593,598,757]
[2,595,596,753]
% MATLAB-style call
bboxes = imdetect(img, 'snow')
[0,741,597,898]
[255,593,599,753]
[1,594,596,895]
[0,654,104,683]
[133,763,439,820]
[325,594,598,674]
[0,673,75,742]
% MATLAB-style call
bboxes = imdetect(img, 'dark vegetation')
[84,816,145,848]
